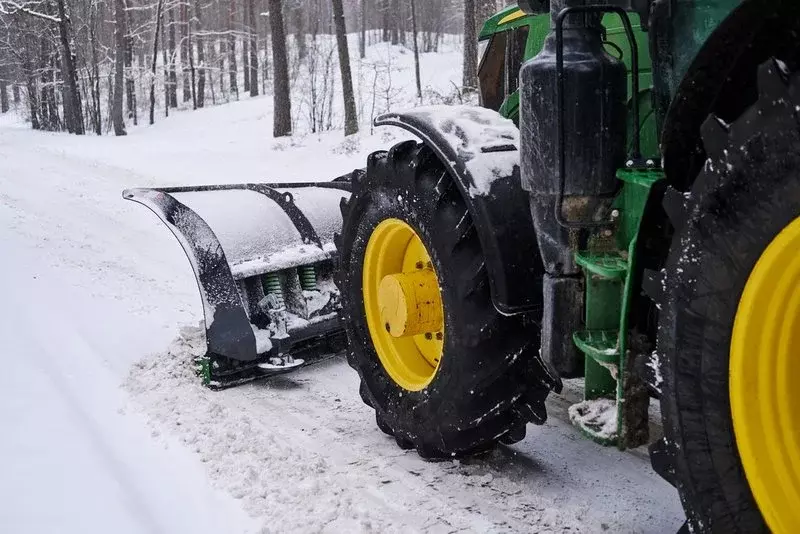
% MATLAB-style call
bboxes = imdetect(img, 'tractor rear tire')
[650,59,800,532]
[337,141,556,458]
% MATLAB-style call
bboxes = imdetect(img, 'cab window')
[505,26,529,96]
[478,25,530,111]
[478,33,507,110]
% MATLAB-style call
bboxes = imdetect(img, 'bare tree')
[195,0,206,107]
[88,0,102,133]
[149,0,165,124]
[54,0,84,133]
[332,0,356,135]
[0,67,8,113]
[462,0,477,92]
[359,0,365,59]
[268,0,290,137]
[291,1,305,60]
[124,0,137,125]
[181,0,192,102]
[242,0,249,92]
[227,0,238,99]
[410,0,421,100]
[247,0,257,96]
[113,0,127,135]
[166,3,178,108]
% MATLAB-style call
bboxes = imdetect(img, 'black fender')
[375,107,543,315]
[658,0,800,190]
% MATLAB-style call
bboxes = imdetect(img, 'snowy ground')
[0,41,684,533]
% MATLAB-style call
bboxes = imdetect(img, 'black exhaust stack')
[520,0,628,376]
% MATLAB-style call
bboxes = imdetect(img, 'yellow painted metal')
[731,216,800,533]
[363,218,445,391]
[498,9,525,26]
[378,270,443,338]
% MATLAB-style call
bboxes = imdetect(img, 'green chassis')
[478,4,663,447]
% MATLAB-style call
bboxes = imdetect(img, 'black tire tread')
[338,142,553,459]
[651,58,800,533]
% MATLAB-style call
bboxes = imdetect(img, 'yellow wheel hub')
[731,215,800,533]
[363,218,444,391]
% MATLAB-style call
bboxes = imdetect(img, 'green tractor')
[125,0,800,531]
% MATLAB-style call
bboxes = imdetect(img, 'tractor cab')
[477,5,544,121]
[479,4,657,158]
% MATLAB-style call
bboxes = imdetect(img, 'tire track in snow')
[125,328,683,533]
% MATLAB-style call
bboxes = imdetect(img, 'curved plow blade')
[123,181,352,387]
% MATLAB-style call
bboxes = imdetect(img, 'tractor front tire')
[337,141,555,459]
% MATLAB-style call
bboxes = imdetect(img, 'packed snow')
[568,399,619,440]
[0,37,684,534]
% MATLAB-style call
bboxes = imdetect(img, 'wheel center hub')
[379,270,443,338]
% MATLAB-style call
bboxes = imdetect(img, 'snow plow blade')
[123,181,352,388]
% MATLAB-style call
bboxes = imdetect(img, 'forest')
[0,0,505,137]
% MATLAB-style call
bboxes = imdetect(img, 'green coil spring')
[298,265,317,291]
[262,272,285,307]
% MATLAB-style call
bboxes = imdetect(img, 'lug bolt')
[436,332,443,340]
[416,261,424,269]
[611,209,620,219]
[603,229,613,237]
[425,333,433,340]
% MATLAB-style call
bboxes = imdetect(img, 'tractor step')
[574,251,628,280]
[573,329,620,366]
[568,168,665,450]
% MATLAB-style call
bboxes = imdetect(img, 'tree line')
[0,0,506,137]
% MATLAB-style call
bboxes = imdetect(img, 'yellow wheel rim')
[731,216,800,533]
[363,218,444,391]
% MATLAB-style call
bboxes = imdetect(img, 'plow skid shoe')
[123,181,352,386]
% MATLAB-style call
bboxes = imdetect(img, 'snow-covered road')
[0,98,684,533]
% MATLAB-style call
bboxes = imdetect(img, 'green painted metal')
[479,5,540,40]
[575,251,628,281]
[198,356,212,386]
[262,272,285,307]
[663,0,743,99]
[298,265,318,291]
[573,169,664,447]
[573,330,620,365]
[581,268,622,402]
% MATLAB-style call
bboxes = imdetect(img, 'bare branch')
[0,1,62,23]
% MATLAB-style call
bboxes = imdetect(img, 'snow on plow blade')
[123,181,351,387]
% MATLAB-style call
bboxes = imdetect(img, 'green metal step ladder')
[569,169,664,449]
